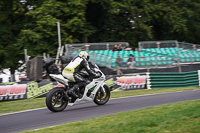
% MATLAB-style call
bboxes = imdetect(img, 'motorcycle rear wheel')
[94,84,110,105]
[46,87,68,112]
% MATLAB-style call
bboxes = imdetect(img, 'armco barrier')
[146,71,199,89]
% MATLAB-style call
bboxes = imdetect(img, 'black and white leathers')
[62,55,99,84]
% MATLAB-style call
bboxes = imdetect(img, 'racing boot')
[76,87,83,99]
[68,84,79,98]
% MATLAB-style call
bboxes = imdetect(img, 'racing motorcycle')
[46,62,110,112]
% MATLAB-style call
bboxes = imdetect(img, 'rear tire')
[94,84,110,105]
[46,87,68,112]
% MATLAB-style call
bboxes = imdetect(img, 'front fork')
[90,83,106,99]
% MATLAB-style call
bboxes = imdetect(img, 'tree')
[86,0,200,46]
[1,0,200,77]
[85,0,154,47]
[17,0,96,57]
[0,0,28,79]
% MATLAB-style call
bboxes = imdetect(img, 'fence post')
[147,65,150,72]
[177,53,182,73]
[117,66,123,75]
[43,52,46,60]
[24,49,28,63]
[93,52,96,63]
[108,57,111,68]
[55,22,62,65]
[106,43,109,50]
[178,64,182,73]
[175,40,179,48]
[190,52,193,64]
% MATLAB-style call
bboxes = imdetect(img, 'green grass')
[0,97,46,115]
[22,99,200,133]
[0,87,199,115]
[110,86,199,98]
[0,82,15,85]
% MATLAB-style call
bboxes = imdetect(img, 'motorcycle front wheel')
[46,87,68,112]
[94,84,110,105]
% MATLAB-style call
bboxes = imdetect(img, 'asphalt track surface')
[0,90,200,133]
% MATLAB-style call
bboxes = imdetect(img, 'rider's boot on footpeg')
[68,84,79,98]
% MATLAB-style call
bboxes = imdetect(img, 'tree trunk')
[10,67,16,82]
[82,35,88,43]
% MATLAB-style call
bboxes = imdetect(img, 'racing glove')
[94,72,101,78]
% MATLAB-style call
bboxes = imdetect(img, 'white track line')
[0,107,47,117]
[1,89,199,117]
[111,90,200,100]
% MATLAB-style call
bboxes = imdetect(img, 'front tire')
[94,84,110,105]
[46,87,68,112]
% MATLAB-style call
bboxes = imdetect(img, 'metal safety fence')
[138,40,178,50]
[138,40,200,51]
[65,42,129,55]
[64,41,200,72]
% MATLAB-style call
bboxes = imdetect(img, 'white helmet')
[79,51,90,61]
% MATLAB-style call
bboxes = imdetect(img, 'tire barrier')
[146,71,199,89]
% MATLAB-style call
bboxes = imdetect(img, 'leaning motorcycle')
[46,62,110,112]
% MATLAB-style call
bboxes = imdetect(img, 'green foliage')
[0,0,27,72]
[16,0,96,57]
[1,0,200,71]
[87,0,200,46]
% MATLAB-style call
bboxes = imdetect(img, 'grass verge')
[22,99,200,133]
[0,87,199,115]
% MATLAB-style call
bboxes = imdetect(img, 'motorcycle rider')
[62,51,101,98]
